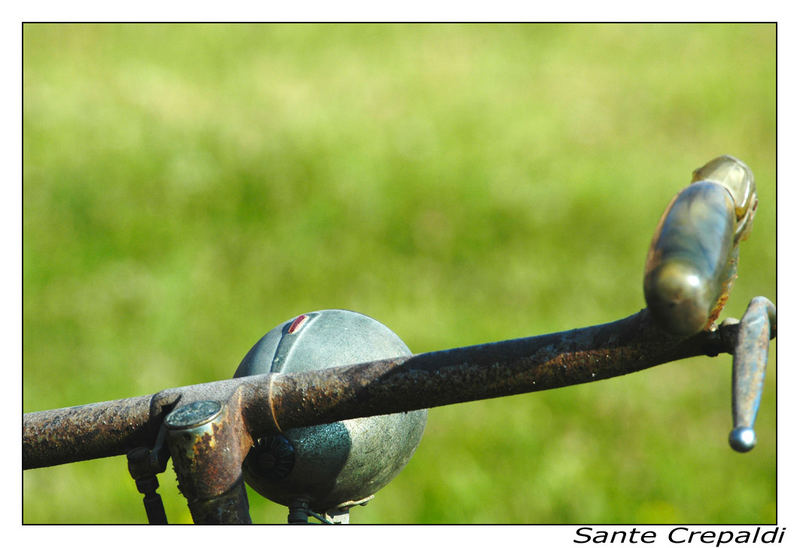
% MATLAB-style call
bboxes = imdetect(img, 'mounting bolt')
[165,400,222,429]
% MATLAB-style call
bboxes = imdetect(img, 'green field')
[23,23,776,524]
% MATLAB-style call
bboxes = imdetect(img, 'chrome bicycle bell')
[233,309,427,522]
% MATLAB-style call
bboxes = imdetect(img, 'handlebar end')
[729,426,756,453]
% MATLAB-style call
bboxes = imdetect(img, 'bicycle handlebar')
[23,305,763,470]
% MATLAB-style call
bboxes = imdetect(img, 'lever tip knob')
[729,427,756,452]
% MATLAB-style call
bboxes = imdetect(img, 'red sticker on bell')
[287,314,309,334]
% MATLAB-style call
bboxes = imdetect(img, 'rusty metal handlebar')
[23,303,773,471]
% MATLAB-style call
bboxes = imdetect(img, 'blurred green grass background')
[22,23,776,524]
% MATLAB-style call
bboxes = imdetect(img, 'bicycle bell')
[233,309,427,521]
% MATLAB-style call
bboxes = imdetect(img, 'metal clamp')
[164,400,253,524]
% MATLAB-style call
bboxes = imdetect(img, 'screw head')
[165,400,222,429]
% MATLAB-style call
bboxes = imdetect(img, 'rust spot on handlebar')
[23,395,155,469]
